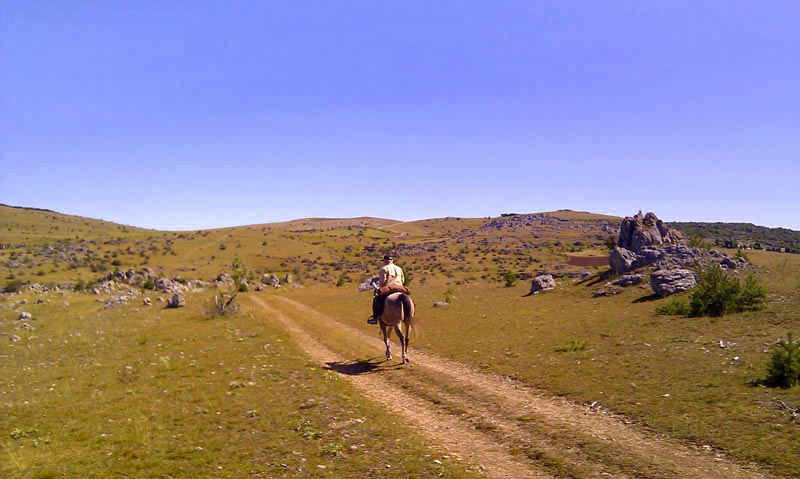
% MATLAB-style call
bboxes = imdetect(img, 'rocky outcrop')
[650,269,697,297]
[609,247,638,274]
[618,211,682,252]
[530,274,555,293]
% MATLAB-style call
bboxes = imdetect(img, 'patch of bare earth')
[250,295,775,479]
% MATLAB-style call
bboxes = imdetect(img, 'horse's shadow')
[325,357,405,376]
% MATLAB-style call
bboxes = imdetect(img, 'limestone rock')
[167,293,185,308]
[285,274,293,284]
[433,301,449,307]
[255,284,263,291]
[143,297,152,306]
[19,312,32,320]
[650,269,697,297]
[609,247,638,274]
[613,274,644,287]
[530,274,556,293]
[10,334,21,343]
[618,211,682,253]
[359,277,379,292]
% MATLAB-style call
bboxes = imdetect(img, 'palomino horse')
[378,292,415,363]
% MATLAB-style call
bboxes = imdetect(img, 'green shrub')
[335,277,346,287]
[143,278,156,290]
[738,276,767,311]
[74,279,86,292]
[503,271,517,287]
[688,235,710,249]
[766,333,800,387]
[237,282,248,292]
[555,340,587,352]
[689,267,767,317]
[655,297,689,316]
[735,249,750,262]
[2,279,23,293]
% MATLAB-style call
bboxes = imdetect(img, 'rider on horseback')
[367,254,409,324]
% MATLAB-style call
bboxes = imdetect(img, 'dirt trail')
[250,295,774,479]
[249,295,550,479]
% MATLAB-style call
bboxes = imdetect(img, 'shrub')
[734,249,750,262]
[503,271,517,287]
[689,267,767,317]
[738,276,767,311]
[688,235,710,249]
[766,333,800,387]
[555,340,587,352]
[655,297,689,316]
[335,277,346,287]
[231,255,247,291]
[2,279,23,293]
[143,278,155,290]
[74,279,86,291]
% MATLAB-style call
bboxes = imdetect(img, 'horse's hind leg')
[380,323,391,360]
[394,324,408,364]
[403,321,411,363]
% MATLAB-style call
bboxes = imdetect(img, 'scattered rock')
[592,287,620,297]
[432,302,449,307]
[255,284,263,292]
[613,274,644,287]
[529,274,555,293]
[157,296,165,303]
[10,334,21,343]
[650,269,697,297]
[359,277,378,292]
[285,274,293,284]
[143,297,152,306]
[167,293,185,308]
[19,312,32,320]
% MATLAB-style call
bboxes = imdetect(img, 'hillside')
[2,205,800,478]
[670,221,800,253]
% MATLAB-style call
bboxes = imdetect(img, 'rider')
[367,254,409,324]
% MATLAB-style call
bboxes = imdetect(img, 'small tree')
[766,333,800,387]
[503,271,517,287]
[689,266,740,317]
[232,255,247,291]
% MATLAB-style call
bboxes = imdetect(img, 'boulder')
[529,274,556,293]
[143,297,152,306]
[260,273,271,284]
[269,274,280,288]
[432,301,449,307]
[167,293,185,308]
[613,274,644,287]
[650,269,697,297]
[609,247,637,274]
[255,284,263,291]
[10,334,21,343]
[285,274,293,284]
[359,277,379,292]
[19,312,32,320]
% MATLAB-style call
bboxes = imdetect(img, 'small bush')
[143,278,156,290]
[656,297,689,316]
[688,235,710,249]
[555,340,587,352]
[735,249,750,262]
[74,279,86,291]
[689,266,767,317]
[205,294,240,317]
[766,333,800,387]
[335,277,346,287]
[503,271,517,287]
[2,279,23,293]
[111,259,122,266]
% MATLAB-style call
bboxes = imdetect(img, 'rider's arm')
[379,266,388,287]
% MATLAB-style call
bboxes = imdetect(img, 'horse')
[377,292,415,363]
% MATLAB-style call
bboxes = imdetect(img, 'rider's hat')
[383,254,393,261]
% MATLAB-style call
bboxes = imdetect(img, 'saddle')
[377,284,410,296]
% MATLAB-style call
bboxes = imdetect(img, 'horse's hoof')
[403,357,410,364]
[386,355,392,361]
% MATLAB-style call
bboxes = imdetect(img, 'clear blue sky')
[2,1,798,230]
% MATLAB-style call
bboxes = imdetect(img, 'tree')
[232,255,247,291]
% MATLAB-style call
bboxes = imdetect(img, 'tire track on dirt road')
[248,295,552,479]
[266,295,774,479]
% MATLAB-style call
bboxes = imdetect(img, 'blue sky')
[2,1,798,230]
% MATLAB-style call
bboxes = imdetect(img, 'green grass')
[0,290,478,478]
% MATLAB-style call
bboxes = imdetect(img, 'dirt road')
[248,295,773,479]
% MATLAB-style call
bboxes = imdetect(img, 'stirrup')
[367,316,378,325]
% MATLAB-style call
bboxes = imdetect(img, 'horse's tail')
[400,294,415,331]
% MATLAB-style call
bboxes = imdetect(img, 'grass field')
[2,204,800,477]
